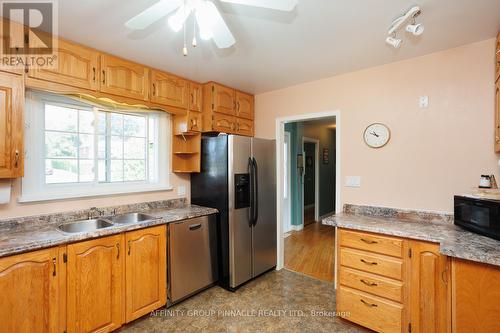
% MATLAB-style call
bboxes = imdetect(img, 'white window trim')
[19,91,172,203]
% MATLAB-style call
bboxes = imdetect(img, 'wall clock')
[363,123,391,148]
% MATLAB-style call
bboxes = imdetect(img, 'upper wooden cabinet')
[495,32,499,83]
[0,72,24,178]
[235,91,254,119]
[212,83,235,115]
[67,234,124,333]
[100,54,149,101]
[125,225,167,322]
[150,70,189,109]
[409,241,449,333]
[452,258,500,333]
[0,247,62,333]
[28,39,99,91]
[189,82,203,112]
[495,80,500,152]
[202,82,255,137]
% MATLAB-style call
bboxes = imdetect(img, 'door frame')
[302,137,320,225]
[283,131,292,233]
[275,110,341,270]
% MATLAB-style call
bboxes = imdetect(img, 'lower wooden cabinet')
[67,234,124,333]
[337,228,450,333]
[0,247,63,333]
[125,225,167,322]
[452,258,500,333]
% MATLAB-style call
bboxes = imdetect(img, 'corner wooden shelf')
[172,131,201,173]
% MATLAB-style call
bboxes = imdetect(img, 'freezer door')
[251,138,277,277]
[228,135,253,288]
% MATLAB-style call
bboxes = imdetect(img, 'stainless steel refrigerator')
[191,134,277,290]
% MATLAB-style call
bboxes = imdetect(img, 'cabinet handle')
[116,243,120,259]
[441,267,448,285]
[152,83,156,96]
[360,238,378,244]
[14,150,19,168]
[92,67,96,82]
[237,101,240,111]
[360,299,378,307]
[128,240,131,255]
[189,223,202,230]
[52,258,56,276]
[102,70,106,84]
[496,136,500,143]
[360,279,378,287]
[191,93,194,106]
[360,259,378,266]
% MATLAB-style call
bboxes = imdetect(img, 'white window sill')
[18,185,174,203]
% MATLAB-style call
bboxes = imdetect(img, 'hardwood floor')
[284,222,335,282]
[304,206,316,226]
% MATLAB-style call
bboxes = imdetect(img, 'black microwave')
[454,195,500,240]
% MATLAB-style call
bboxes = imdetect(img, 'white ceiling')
[56,0,500,94]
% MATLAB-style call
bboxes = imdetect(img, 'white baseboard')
[289,224,304,231]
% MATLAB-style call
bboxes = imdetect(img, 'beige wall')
[256,39,498,212]
[0,174,190,218]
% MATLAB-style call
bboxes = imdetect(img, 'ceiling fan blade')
[219,0,298,11]
[197,1,235,48]
[125,0,183,30]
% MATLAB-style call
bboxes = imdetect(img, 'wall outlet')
[345,176,361,187]
[419,96,429,108]
[177,185,186,196]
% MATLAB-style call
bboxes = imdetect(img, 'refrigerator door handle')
[253,157,259,226]
[248,157,255,227]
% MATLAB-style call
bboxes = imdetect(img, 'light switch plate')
[345,176,361,187]
[177,185,186,196]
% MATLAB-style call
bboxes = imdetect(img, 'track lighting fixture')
[386,6,424,49]
[385,36,402,48]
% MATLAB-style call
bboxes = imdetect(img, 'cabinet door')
[0,72,24,178]
[212,113,236,133]
[151,70,189,109]
[496,32,499,83]
[452,259,500,333]
[235,91,254,119]
[0,247,61,333]
[28,39,99,90]
[236,117,254,137]
[495,80,500,152]
[0,19,24,75]
[189,82,202,112]
[212,83,235,115]
[100,54,149,101]
[67,235,124,333]
[125,225,166,322]
[409,241,449,333]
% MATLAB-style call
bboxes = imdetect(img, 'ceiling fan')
[125,0,298,55]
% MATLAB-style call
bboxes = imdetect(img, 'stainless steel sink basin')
[106,213,156,224]
[58,219,114,233]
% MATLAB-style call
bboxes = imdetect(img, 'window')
[21,91,171,202]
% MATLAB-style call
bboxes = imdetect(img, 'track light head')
[406,23,424,36]
[386,36,402,49]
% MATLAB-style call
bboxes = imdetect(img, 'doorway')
[302,138,319,226]
[278,112,340,282]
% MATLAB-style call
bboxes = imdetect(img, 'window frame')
[20,91,172,203]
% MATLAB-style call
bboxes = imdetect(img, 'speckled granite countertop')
[0,204,218,258]
[323,212,500,267]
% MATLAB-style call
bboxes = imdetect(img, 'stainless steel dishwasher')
[168,214,218,304]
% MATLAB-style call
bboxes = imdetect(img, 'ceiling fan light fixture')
[168,4,193,32]
[195,1,215,40]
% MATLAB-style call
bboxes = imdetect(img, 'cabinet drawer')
[339,267,404,303]
[340,247,403,280]
[337,286,403,333]
[339,229,404,258]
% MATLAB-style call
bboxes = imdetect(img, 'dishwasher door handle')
[189,223,202,231]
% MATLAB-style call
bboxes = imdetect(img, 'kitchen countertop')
[0,205,218,258]
[324,213,500,267]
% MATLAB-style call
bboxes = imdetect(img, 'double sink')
[57,213,156,234]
